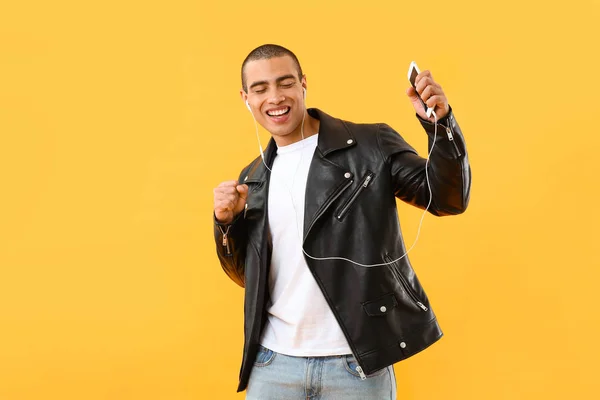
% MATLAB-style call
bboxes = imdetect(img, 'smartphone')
[407,61,434,118]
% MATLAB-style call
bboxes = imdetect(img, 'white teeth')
[267,107,289,116]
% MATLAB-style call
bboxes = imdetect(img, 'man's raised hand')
[406,70,450,122]
[213,180,248,224]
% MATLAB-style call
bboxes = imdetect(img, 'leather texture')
[213,107,471,392]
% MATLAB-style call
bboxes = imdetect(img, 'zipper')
[301,177,369,380]
[445,125,454,141]
[218,224,232,255]
[336,172,374,221]
[304,243,369,382]
[384,255,428,311]
[303,177,354,241]
[439,114,461,157]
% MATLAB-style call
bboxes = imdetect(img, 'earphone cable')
[248,95,438,268]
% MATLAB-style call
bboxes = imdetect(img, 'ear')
[240,89,248,104]
[301,75,307,92]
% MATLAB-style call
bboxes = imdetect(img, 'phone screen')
[409,66,428,114]
[409,67,419,88]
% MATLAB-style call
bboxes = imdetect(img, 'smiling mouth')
[266,106,290,117]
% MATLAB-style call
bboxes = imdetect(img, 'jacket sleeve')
[377,106,471,216]
[212,170,250,288]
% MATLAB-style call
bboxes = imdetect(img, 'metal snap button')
[380,306,387,313]
[400,342,407,349]
[347,139,353,145]
[344,172,351,179]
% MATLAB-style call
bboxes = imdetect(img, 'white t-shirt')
[260,133,352,356]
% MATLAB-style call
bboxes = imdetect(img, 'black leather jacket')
[214,107,471,392]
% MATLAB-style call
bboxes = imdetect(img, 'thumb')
[406,86,418,100]
[236,184,249,199]
[406,86,427,117]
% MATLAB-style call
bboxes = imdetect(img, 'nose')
[267,88,285,104]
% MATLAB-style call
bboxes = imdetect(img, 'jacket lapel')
[303,108,357,240]
[242,108,357,241]
[242,138,276,222]
[243,138,277,185]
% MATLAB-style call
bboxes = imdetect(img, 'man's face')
[241,56,306,142]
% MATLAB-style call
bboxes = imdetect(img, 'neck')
[272,110,320,147]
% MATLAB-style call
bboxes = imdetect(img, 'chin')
[267,121,299,137]
[268,127,294,138]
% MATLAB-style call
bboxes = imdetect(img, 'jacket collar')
[309,107,356,156]
[243,108,356,184]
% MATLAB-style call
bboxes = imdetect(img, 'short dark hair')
[241,44,303,92]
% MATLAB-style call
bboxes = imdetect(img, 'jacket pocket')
[361,292,398,316]
[336,171,374,221]
[384,254,428,312]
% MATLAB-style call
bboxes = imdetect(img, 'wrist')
[417,105,453,126]
[214,212,232,226]
[214,210,243,227]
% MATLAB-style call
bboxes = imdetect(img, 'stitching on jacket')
[375,123,388,165]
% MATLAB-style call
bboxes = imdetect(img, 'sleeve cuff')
[416,105,454,134]
[213,211,243,228]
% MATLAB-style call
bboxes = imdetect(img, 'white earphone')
[243,80,440,269]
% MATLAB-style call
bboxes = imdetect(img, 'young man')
[213,44,471,399]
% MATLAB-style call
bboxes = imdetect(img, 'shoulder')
[310,107,385,142]
[237,155,262,180]
[312,107,402,138]
[329,112,407,150]
[327,112,417,160]
[342,119,386,139]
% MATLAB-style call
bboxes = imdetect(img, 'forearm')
[381,107,471,215]
[416,108,471,215]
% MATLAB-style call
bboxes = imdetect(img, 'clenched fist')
[213,180,249,224]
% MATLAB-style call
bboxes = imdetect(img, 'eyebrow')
[249,74,297,90]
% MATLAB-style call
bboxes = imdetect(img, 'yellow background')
[1,0,599,399]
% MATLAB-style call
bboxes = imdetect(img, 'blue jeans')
[246,346,397,400]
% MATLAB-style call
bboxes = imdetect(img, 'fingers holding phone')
[407,62,450,122]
